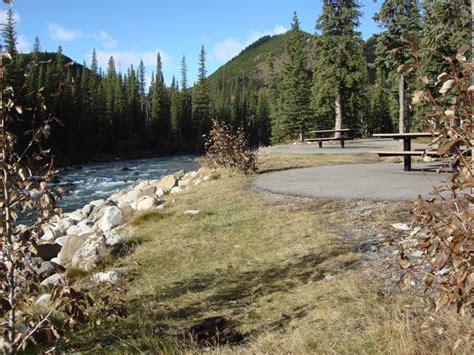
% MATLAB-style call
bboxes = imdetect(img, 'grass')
[56,154,472,354]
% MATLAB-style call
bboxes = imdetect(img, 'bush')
[397,43,473,315]
[204,120,257,174]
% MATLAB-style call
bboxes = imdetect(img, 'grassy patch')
[59,155,471,353]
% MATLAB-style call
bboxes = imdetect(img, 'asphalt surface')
[262,138,428,155]
[253,163,449,201]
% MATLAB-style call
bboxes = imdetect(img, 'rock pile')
[31,167,215,285]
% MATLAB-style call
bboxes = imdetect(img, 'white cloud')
[0,9,21,24]
[17,35,30,52]
[48,23,118,50]
[92,30,118,50]
[211,24,288,63]
[48,23,82,41]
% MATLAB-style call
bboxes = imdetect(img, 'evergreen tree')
[179,55,192,149]
[281,12,312,141]
[2,9,17,55]
[32,36,41,61]
[91,48,99,74]
[312,0,368,137]
[374,0,421,133]
[192,45,211,140]
[150,53,170,147]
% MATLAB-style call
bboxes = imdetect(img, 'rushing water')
[53,155,198,213]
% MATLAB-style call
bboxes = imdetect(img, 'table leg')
[403,138,411,171]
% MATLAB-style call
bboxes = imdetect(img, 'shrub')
[204,120,257,174]
[397,42,472,315]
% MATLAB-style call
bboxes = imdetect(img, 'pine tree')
[91,48,99,74]
[312,0,368,137]
[192,45,211,140]
[2,9,17,56]
[32,36,41,61]
[281,12,312,141]
[374,0,421,133]
[179,55,192,149]
[150,53,170,147]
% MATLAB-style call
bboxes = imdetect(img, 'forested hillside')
[2,0,470,163]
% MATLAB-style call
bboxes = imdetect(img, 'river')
[52,155,199,213]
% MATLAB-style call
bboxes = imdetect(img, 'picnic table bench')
[304,129,353,148]
[371,132,439,171]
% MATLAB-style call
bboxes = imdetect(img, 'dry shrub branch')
[204,119,257,174]
[397,41,473,315]
[0,35,91,353]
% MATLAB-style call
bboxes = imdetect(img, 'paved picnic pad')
[256,139,450,201]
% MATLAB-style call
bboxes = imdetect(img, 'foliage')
[397,42,473,314]
[311,0,369,132]
[204,120,257,174]
[0,8,91,353]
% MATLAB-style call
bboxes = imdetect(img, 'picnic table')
[304,129,353,148]
[372,132,439,171]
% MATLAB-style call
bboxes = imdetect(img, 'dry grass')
[58,154,472,354]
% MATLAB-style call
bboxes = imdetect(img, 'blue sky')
[3,0,382,86]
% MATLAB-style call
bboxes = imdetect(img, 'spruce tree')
[374,0,421,133]
[312,0,368,137]
[2,9,17,55]
[91,48,99,74]
[282,12,312,141]
[192,45,211,139]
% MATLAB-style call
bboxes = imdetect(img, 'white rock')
[173,170,185,179]
[69,210,86,223]
[136,196,160,211]
[66,225,82,235]
[91,271,125,283]
[203,175,212,182]
[35,293,51,307]
[391,223,411,231]
[58,218,74,232]
[77,220,93,234]
[98,206,123,232]
[41,228,59,242]
[134,181,150,191]
[55,236,68,246]
[72,235,107,271]
[155,188,166,198]
[194,179,203,186]
[104,229,127,246]
[82,203,94,217]
[184,209,201,216]
[190,171,199,178]
[40,273,64,286]
[90,199,105,207]
[170,186,183,194]
[178,178,192,188]
[50,257,65,267]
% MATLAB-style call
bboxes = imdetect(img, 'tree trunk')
[399,75,409,149]
[334,88,342,138]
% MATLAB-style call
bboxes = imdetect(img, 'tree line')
[1,0,470,162]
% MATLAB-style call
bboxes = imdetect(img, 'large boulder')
[72,235,107,271]
[103,229,127,246]
[178,178,193,188]
[173,170,185,179]
[136,196,161,212]
[66,225,82,235]
[57,218,74,232]
[57,235,88,264]
[153,175,177,192]
[69,210,86,223]
[98,206,123,232]
[41,273,64,286]
[91,271,125,283]
[40,226,62,242]
[89,199,116,223]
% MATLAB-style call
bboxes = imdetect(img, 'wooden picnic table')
[305,129,353,148]
[372,132,439,171]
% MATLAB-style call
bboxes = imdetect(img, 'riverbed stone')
[66,225,82,235]
[184,209,201,216]
[41,226,62,242]
[72,235,107,271]
[35,261,56,276]
[104,229,127,246]
[69,210,86,223]
[58,218,74,232]
[173,170,185,179]
[77,220,93,234]
[41,273,64,287]
[89,199,116,223]
[153,175,177,192]
[91,271,125,283]
[57,235,87,264]
[178,178,192,188]
[155,188,165,198]
[82,203,94,217]
[35,293,51,307]
[136,196,161,211]
[194,179,203,186]
[98,206,123,232]
[170,186,183,194]
[55,236,68,246]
